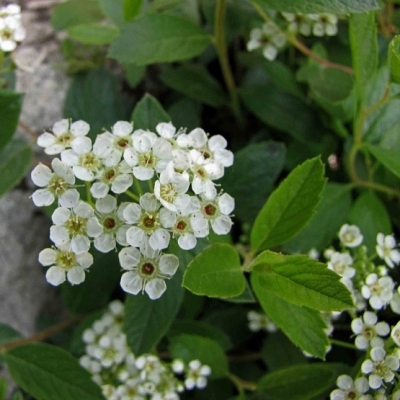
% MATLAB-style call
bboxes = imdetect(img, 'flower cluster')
[281,12,339,37]
[323,225,400,399]
[80,300,211,399]
[32,119,234,299]
[0,4,25,52]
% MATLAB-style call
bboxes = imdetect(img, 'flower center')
[80,152,100,170]
[65,215,87,236]
[48,176,67,195]
[117,138,129,149]
[343,232,355,244]
[374,360,388,377]
[56,250,76,270]
[347,391,356,400]
[370,283,382,296]
[160,183,177,203]
[362,326,374,339]
[143,215,155,228]
[204,204,216,216]
[176,220,187,231]
[142,262,155,275]
[138,152,155,167]
[103,168,116,182]
[55,132,72,145]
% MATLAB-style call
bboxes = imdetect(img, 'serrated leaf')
[250,280,329,359]
[169,334,229,378]
[0,90,23,149]
[183,244,246,298]
[250,251,353,311]
[131,94,170,131]
[160,65,228,107]
[389,35,400,83]
[5,343,105,400]
[365,143,400,179]
[258,363,348,400]
[251,157,326,254]
[108,13,210,65]
[124,268,184,355]
[0,139,32,198]
[349,191,391,252]
[67,23,119,45]
[251,0,379,13]
[283,183,352,253]
[219,141,286,224]
[51,0,104,31]
[349,12,378,102]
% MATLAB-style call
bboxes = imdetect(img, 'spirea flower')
[361,347,399,389]
[327,252,355,279]
[184,360,211,390]
[38,243,93,286]
[0,4,25,52]
[376,233,400,268]
[247,21,286,61]
[282,12,339,37]
[361,273,395,310]
[330,374,369,400]
[247,310,277,333]
[339,224,364,248]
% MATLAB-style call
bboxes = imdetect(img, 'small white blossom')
[119,244,179,300]
[282,12,339,37]
[327,252,355,279]
[351,311,390,350]
[31,158,79,208]
[247,310,277,333]
[376,233,400,268]
[339,224,363,248]
[37,119,90,155]
[0,4,25,52]
[330,374,369,400]
[361,274,395,310]
[184,360,211,390]
[361,347,399,389]
[38,243,93,286]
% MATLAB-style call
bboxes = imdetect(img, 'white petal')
[211,215,232,235]
[149,229,170,250]
[214,148,234,167]
[133,166,154,180]
[37,132,56,148]
[53,119,69,136]
[71,136,92,154]
[67,267,86,285]
[86,217,103,237]
[159,208,176,228]
[73,166,94,181]
[31,164,52,187]
[31,189,54,207]
[120,272,142,295]
[71,235,90,254]
[145,279,166,300]
[218,193,235,215]
[52,159,75,184]
[96,195,117,214]
[123,203,141,224]
[94,234,115,253]
[156,122,176,139]
[111,174,133,194]
[116,225,129,246]
[38,248,57,266]
[119,247,141,269]
[90,182,109,199]
[113,121,133,136]
[140,193,159,212]
[52,207,70,225]
[59,189,80,208]
[178,234,196,250]
[71,120,90,137]
[189,128,208,148]
[74,202,94,218]
[126,226,146,247]
[159,254,179,275]
[123,147,138,166]
[61,149,79,166]
[50,225,69,246]
[46,266,66,286]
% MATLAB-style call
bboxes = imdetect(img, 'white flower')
[124,130,172,180]
[351,311,390,350]
[37,119,90,155]
[330,375,369,400]
[361,347,399,389]
[92,334,127,368]
[327,252,355,279]
[191,192,234,235]
[184,360,211,390]
[376,233,400,268]
[156,122,178,140]
[361,273,394,310]
[31,158,79,208]
[171,359,185,374]
[124,193,170,251]
[154,161,190,212]
[282,12,338,37]
[119,244,179,300]
[38,243,93,286]
[339,224,363,248]
[61,136,104,181]
[0,4,25,52]
[159,196,208,250]
[94,195,130,252]
[176,127,208,149]
[93,121,134,166]
[391,321,400,347]
[247,311,277,333]
[308,248,320,259]
[49,201,103,254]
[90,161,133,199]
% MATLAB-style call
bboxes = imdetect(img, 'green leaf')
[131,94,170,131]
[258,363,348,400]
[10,391,23,400]
[349,12,378,101]
[251,0,379,13]
[389,35,400,83]
[365,143,400,179]
[183,244,246,298]
[250,280,329,358]
[51,0,104,31]
[0,139,32,198]
[349,191,391,252]
[64,67,130,138]
[250,251,354,311]
[222,280,256,304]
[0,322,21,365]
[98,0,124,27]
[123,0,144,21]
[169,334,229,378]
[124,63,146,88]
[5,343,105,400]
[160,65,228,107]
[167,98,202,131]
[0,379,6,400]
[0,90,23,149]
[169,320,233,351]
[124,268,184,355]
[283,183,352,253]
[251,157,326,254]
[219,141,286,224]
[62,250,120,314]
[67,23,119,45]
[108,13,210,65]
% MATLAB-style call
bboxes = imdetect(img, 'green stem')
[125,189,140,202]
[147,178,154,193]
[214,0,241,120]
[229,373,257,393]
[85,181,94,207]
[330,339,358,350]
[134,177,143,196]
